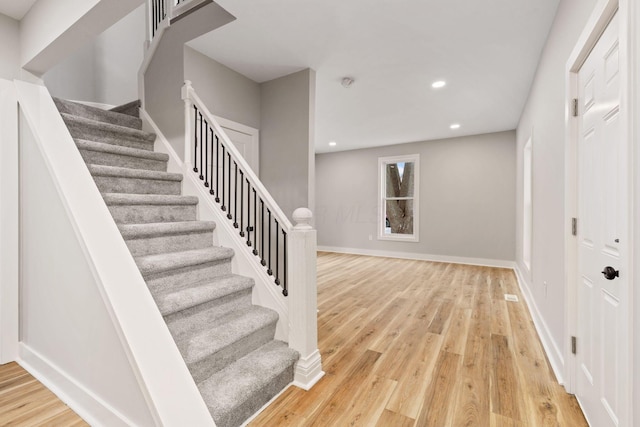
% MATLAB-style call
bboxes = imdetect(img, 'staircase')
[54,97,299,427]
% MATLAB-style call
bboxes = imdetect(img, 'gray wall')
[144,3,234,158]
[515,0,598,367]
[316,131,516,262]
[184,46,261,129]
[0,14,19,80]
[43,5,146,106]
[260,69,315,219]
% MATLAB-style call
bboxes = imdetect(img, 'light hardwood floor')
[0,252,587,426]
[0,362,87,426]
[250,252,588,426]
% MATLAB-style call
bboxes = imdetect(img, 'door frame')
[213,115,260,176]
[564,0,636,424]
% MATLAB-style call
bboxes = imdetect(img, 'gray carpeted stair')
[56,98,298,427]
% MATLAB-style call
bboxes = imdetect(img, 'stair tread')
[198,341,299,416]
[109,100,140,117]
[135,247,234,275]
[103,193,199,205]
[156,274,254,316]
[87,164,183,181]
[76,139,169,161]
[54,98,142,130]
[119,221,216,239]
[176,306,279,364]
[62,113,155,143]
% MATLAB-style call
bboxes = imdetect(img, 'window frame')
[378,154,420,242]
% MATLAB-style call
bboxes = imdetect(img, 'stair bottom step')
[199,340,299,427]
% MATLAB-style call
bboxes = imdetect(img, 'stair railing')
[181,81,324,388]
[182,80,294,295]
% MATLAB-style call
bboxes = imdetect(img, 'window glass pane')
[385,162,415,197]
[384,199,414,235]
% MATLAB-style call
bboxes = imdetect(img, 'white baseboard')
[18,344,132,427]
[317,245,516,269]
[512,266,566,384]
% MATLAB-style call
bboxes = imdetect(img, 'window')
[523,137,533,269]
[378,154,419,241]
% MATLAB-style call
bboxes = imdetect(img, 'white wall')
[260,69,316,219]
[144,2,235,159]
[19,112,155,426]
[20,0,143,75]
[184,46,261,130]
[0,13,19,80]
[44,5,145,106]
[515,0,598,374]
[316,131,516,263]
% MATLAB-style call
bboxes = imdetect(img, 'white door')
[576,11,629,427]
[215,116,260,176]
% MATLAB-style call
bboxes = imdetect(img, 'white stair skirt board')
[514,266,565,385]
[317,246,516,269]
[18,344,133,427]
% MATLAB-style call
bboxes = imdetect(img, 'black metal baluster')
[221,145,226,211]
[227,153,232,219]
[246,179,252,246]
[204,121,209,187]
[192,106,198,172]
[252,189,258,255]
[283,230,288,296]
[267,208,272,275]
[198,112,203,180]
[215,135,220,202]
[152,1,156,37]
[233,162,238,227]
[209,129,214,195]
[275,220,280,285]
[239,171,245,237]
[260,200,266,266]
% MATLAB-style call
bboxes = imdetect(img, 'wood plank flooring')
[250,252,588,426]
[0,362,87,426]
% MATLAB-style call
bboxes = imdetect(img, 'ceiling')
[189,0,560,153]
[0,0,37,20]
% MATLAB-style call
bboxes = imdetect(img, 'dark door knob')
[602,266,619,280]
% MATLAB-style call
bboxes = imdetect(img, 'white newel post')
[181,80,193,168]
[289,208,325,390]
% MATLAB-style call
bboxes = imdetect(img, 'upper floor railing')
[148,0,209,41]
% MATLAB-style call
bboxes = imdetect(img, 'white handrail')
[182,81,294,232]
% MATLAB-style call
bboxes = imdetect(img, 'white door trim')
[213,116,260,176]
[0,80,20,364]
[564,1,635,425]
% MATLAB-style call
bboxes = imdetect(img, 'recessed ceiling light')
[450,123,461,129]
[431,80,446,88]
[329,141,337,146]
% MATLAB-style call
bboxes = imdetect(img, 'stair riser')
[107,204,197,224]
[65,120,154,151]
[166,289,253,336]
[125,230,214,256]
[145,260,233,292]
[54,98,142,130]
[213,363,294,427]
[79,148,168,172]
[188,322,277,384]
[93,175,182,196]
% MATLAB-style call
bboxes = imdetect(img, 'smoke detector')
[341,77,354,88]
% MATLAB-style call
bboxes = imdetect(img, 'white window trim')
[378,154,420,242]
